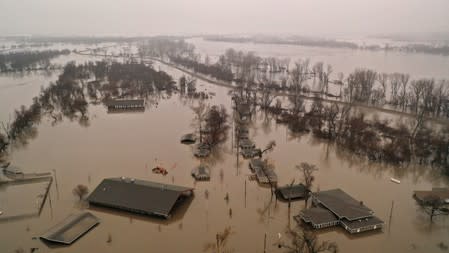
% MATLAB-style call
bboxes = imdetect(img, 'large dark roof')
[40,212,99,245]
[298,207,338,225]
[277,184,307,200]
[313,189,373,220]
[87,178,193,218]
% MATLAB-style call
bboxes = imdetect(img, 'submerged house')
[234,102,251,122]
[249,159,278,185]
[88,177,194,219]
[191,165,211,181]
[296,189,383,234]
[414,188,449,204]
[276,183,307,201]
[105,99,145,111]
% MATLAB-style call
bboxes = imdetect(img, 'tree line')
[204,35,449,56]
[0,49,70,72]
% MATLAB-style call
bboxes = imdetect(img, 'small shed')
[40,212,99,245]
[194,143,211,158]
[191,165,211,181]
[276,183,307,200]
[249,159,278,185]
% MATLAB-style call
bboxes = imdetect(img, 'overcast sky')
[1,0,448,37]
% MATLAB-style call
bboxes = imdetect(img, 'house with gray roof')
[296,189,383,234]
[249,159,278,185]
[105,99,145,111]
[276,183,307,201]
[88,177,193,219]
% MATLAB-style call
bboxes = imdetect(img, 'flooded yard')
[1,44,448,253]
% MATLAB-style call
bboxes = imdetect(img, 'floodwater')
[1,44,449,253]
[188,37,449,80]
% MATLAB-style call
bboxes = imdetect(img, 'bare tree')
[376,73,389,102]
[312,62,324,84]
[258,81,277,110]
[323,104,340,138]
[417,195,449,222]
[431,80,449,116]
[399,73,410,111]
[73,184,89,200]
[389,73,401,105]
[410,79,428,114]
[280,229,338,253]
[323,64,333,93]
[297,163,318,207]
[260,140,276,157]
[191,99,208,143]
[290,59,310,95]
[204,105,229,147]
[204,227,234,253]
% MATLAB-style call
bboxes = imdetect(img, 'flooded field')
[1,44,449,253]
[188,37,449,79]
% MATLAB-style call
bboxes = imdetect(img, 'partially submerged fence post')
[244,179,247,208]
[388,200,394,232]
[264,233,267,253]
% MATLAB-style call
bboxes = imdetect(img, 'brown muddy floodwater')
[1,48,449,253]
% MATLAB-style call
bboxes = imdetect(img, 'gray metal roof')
[277,184,307,200]
[298,207,338,225]
[254,166,277,184]
[313,189,374,220]
[249,159,264,171]
[249,159,277,184]
[40,212,99,245]
[87,178,193,218]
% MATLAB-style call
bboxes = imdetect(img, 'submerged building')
[414,188,449,204]
[296,189,384,234]
[40,212,100,245]
[276,183,307,201]
[249,159,278,185]
[105,99,145,111]
[88,177,194,219]
[191,165,211,181]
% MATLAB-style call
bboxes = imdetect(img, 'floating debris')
[152,166,168,175]
[390,178,401,184]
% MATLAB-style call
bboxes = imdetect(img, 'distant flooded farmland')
[1,43,448,253]
[188,37,449,79]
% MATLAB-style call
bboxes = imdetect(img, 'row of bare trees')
[271,97,449,167]
[191,99,230,148]
[0,49,70,72]
[344,70,449,118]
[138,38,449,120]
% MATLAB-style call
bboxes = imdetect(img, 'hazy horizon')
[1,0,448,38]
